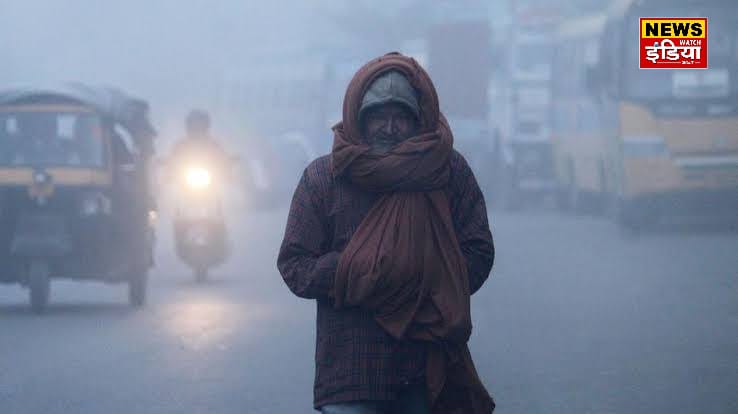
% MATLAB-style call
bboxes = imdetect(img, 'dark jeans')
[320,385,430,414]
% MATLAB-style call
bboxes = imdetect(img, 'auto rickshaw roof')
[0,84,156,148]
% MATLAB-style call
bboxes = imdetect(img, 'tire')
[128,271,148,307]
[28,261,50,314]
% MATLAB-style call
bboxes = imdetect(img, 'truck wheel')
[128,271,148,307]
[29,261,50,314]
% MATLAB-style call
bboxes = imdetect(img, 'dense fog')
[1,1,736,413]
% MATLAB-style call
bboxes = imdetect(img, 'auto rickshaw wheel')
[28,261,50,314]
[128,271,148,307]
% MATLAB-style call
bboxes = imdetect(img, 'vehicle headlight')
[82,197,99,216]
[185,167,211,190]
[33,171,50,184]
[148,210,158,227]
[621,135,669,158]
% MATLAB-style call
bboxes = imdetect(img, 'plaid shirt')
[277,149,494,409]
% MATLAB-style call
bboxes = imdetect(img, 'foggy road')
[1,209,736,414]
[2,1,736,413]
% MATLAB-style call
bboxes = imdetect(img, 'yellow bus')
[552,0,738,228]
[551,14,608,213]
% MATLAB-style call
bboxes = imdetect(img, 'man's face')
[361,103,418,154]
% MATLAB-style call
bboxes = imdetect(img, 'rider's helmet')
[185,109,211,138]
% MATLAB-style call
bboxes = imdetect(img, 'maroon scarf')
[331,52,494,414]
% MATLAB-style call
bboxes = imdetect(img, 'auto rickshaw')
[0,86,157,312]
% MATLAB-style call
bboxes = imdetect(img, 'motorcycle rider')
[170,109,230,178]
[169,109,231,281]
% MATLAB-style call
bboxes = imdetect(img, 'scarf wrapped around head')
[331,52,495,414]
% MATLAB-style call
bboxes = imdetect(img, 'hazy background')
[1,1,736,413]
[0,0,597,149]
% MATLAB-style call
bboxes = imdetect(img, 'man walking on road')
[278,52,495,414]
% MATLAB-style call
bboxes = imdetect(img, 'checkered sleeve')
[277,167,338,300]
[450,152,495,295]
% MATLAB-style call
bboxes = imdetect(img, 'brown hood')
[331,52,495,413]
[332,52,447,178]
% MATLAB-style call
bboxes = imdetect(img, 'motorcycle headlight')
[148,210,158,227]
[185,167,211,190]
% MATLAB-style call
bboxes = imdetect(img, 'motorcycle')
[173,163,229,282]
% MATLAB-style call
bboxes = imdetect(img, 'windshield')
[0,110,106,168]
[624,7,737,101]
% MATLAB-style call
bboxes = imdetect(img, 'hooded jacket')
[277,52,495,411]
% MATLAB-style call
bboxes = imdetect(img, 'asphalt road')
[1,208,736,414]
